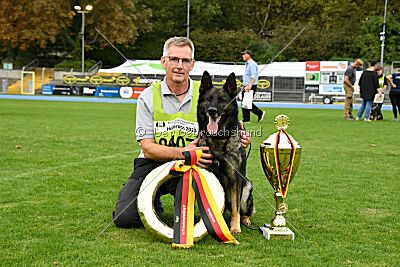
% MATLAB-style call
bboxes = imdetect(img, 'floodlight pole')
[75,5,93,74]
[186,0,190,39]
[81,11,85,74]
[380,0,388,67]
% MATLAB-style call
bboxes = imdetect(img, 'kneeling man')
[112,37,250,228]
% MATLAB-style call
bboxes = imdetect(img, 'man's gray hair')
[163,37,195,58]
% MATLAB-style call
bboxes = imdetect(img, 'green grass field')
[1,99,399,266]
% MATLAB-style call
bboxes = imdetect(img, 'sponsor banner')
[305,72,320,84]
[63,74,154,87]
[318,61,347,95]
[305,62,320,86]
[256,77,272,101]
[211,78,243,89]
[120,87,134,98]
[95,87,121,97]
[42,84,55,95]
[320,61,347,71]
[304,85,319,93]
[306,61,320,71]
[254,91,272,101]
[62,74,274,100]
[319,84,344,94]
[132,87,146,98]
[119,86,147,99]
[257,77,272,90]
[305,62,320,88]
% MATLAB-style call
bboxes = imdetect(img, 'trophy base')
[260,224,295,240]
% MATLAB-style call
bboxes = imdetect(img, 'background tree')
[0,0,399,67]
[0,0,151,67]
[0,0,73,63]
[353,14,400,63]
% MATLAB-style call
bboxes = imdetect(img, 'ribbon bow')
[170,150,239,248]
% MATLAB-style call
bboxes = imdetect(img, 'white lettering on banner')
[207,208,216,223]
[140,79,160,84]
[154,118,198,135]
[182,205,187,235]
[254,92,272,101]
[100,89,119,93]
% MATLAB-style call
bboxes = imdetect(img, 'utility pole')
[380,0,388,67]
[186,0,190,39]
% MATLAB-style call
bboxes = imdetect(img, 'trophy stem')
[271,192,287,227]
[260,192,294,240]
[274,193,285,212]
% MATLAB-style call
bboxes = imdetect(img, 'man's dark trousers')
[242,85,263,122]
[112,158,179,228]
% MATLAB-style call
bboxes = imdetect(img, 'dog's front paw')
[230,224,241,235]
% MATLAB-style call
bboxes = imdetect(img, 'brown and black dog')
[197,71,255,234]
[369,103,383,120]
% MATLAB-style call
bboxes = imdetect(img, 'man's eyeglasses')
[165,56,193,67]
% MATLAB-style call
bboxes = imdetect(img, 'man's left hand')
[239,121,251,148]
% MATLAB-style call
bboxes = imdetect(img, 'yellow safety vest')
[379,75,385,89]
[152,81,200,147]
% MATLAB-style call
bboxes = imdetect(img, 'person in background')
[368,65,388,120]
[240,50,265,123]
[343,59,363,120]
[356,60,379,122]
[387,68,400,121]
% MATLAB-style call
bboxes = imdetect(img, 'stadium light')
[74,4,93,74]
[380,0,388,67]
[184,0,190,39]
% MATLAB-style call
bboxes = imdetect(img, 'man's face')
[242,53,250,61]
[354,63,362,69]
[161,45,194,85]
[377,69,382,75]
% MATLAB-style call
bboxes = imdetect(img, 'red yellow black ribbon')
[170,150,239,248]
[274,130,296,198]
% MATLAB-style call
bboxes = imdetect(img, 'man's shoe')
[344,117,355,120]
[364,118,371,122]
[392,118,399,122]
[258,111,266,122]
[355,117,361,121]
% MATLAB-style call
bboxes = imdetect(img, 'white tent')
[99,60,306,77]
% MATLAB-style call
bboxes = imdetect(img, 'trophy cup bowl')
[259,115,301,240]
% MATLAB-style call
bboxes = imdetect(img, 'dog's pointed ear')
[199,71,213,94]
[223,72,238,96]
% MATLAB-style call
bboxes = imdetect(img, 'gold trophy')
[259,115,301,240]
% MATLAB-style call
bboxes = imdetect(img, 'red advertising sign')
[132,87,146,98]
[306,61,320,71]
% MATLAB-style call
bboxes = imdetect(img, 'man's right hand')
[185,138,213,168]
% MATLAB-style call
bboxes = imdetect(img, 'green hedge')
[55,60,96,71]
